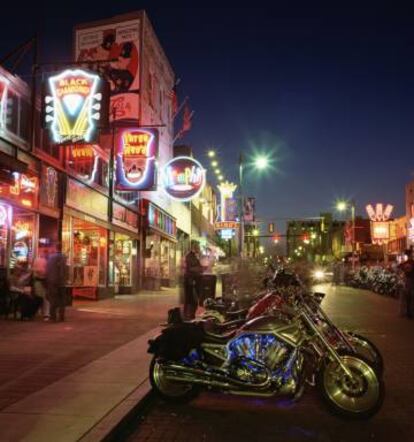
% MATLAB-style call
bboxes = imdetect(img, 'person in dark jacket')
[46,243,67,322]
[398,249,414,318]
[183,241,204,320]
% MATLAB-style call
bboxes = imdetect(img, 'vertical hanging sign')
[115,128,158,191]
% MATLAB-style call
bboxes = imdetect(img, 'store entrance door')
[110,233,138,294]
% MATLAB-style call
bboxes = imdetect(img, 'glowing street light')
[215,169,221,175]
[336,200,347,212]
[218,175,224,181]
[211,160,218,167]
[253,228,260,236]
[335,198,356,271]
[208,150,216,158]
[253,154,270,170]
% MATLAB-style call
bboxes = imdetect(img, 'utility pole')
[238,153,244,257]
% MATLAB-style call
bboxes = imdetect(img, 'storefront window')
[0,204,10,267]
[10,211,35,268]
[114,234,134,287]
[145,233,160,278]
[63,216,107,287]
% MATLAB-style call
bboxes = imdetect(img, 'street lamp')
[336,199,356,271]
[208,150,216,158]
[253,154,270,170]
[238,152,273,257]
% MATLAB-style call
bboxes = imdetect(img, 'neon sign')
[366,203,394,245]
[115,128,158,191]
[217,181,237,222]
[0,173,38,208]
[43,69,107,144]
[0,203,12,227]
[69,145,98,184]
[162,156,206,201]
[366,203,394,222]
[0,75,9,129]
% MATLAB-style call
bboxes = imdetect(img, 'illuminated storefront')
[0,170,39,269]
[110,202,140,293]
[144,200,177,288]
[62,177,141,298]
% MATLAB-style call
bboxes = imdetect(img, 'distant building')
[286,213,345,263]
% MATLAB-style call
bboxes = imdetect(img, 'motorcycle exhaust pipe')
[163,363,271,390]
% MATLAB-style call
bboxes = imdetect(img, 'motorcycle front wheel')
[317,353,384,419]
[149,357,199,403]
[346,332,384,375]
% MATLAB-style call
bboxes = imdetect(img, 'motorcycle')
[148,305,384,419]
[201,270,384,374]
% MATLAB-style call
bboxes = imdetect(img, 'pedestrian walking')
[398,249,414,319]
[183,240,204,320]
[33,250,50,321]
[46,243,67,322]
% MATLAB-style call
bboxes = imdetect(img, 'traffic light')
[272,235,280,244]
[268,222,274,233]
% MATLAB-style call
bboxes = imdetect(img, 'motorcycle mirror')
[313,292,325,301]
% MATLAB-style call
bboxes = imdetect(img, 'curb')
[79,379,153,442]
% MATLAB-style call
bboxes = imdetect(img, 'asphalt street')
[125,284,414,442]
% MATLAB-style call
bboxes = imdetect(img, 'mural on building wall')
[75,18,140,121]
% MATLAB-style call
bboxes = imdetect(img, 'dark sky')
[2,2,414,230]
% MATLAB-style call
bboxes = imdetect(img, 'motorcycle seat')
[204,329,237,344]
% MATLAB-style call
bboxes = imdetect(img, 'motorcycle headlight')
[313,270,325,280]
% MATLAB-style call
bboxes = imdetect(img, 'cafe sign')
[115,128,158,191]
[43,68,108,144]
[162,156,205,201]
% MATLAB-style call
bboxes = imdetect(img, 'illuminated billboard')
[162,157,205,201]
[75,17,140,122]
[43,69,108,144]
[115,128,158,191]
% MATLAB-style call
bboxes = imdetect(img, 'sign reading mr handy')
[43,68,109,144]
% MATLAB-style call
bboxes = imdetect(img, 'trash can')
[198,274,217,305]
[221,273,234,300]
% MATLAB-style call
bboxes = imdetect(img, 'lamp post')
[238,153,271,257]
[336,199,356,271]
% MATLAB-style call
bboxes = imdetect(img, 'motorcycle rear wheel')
[149,357,199,403]
[317,353,384,419]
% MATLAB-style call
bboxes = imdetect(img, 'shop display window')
[10,211,35,268]
[63,216,107,287]
[145,234,160,278]
[114,234,134,287]
[0,222,7,268]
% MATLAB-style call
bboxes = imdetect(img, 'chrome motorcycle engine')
[228,333,289,371]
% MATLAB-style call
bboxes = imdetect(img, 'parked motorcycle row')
[148,267,385,419]
[348,265,404,297]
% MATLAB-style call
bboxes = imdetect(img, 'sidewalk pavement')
[0,288,179,441]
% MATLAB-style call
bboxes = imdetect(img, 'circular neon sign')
[162,156,206,201]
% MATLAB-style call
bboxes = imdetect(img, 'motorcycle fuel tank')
[240,316,303,346]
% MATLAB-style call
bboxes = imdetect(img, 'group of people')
[0,243,67,322]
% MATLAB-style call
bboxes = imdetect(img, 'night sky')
[1,2,414,232]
